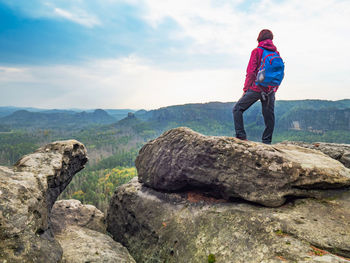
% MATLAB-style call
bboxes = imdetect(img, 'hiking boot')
[235,137,248,141]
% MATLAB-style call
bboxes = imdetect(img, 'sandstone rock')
[52,200,136,263]
[0,140,87,262]
[107,178,350,263]
[280,141,350,168]
[55,227,136,263]
[136,127,350,207]
[51,199,106,234]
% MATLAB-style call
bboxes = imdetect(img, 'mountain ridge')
[0,109,116,129]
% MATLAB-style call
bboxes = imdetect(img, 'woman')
[232,29,281,144]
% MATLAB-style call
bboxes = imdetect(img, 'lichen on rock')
[107,178,350,262]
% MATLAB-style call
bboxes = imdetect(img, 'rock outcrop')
[0,141,136,263]
[107,178,350,263]
[107,127,350,262]
[136,127,350,207]
[51,200,136,263]
[0,140,87,262]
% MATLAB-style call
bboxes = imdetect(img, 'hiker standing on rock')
[233,29,284,144]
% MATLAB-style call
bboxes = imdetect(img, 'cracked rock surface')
[0,140,87,262]
[107,178,350,263]
[136,127,350,207]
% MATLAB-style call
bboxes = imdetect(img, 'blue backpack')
[255,47,285,88]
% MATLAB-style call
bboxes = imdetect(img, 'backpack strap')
[262,53,275,65]
[257,47,265,58]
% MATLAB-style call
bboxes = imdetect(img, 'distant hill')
[0,106,44,118]
[1,99,350,143]
[135,102,234,135]
[105,109,137,121]
[0,106,136,120]
[0,109,116,129]
[41,109,77,114]
[134,99,349,130]
[128,99,350,143]
[278,108,350,131]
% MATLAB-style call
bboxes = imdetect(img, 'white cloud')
[53,7,100,27]
[0,57,242,109]
[0,54,348,110]
[1,0,349,108]
[141,0,248,55]
[0,67,25,74]
[139,0,350,58]
[136,0,350,100]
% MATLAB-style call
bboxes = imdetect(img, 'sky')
[0,0,349,110]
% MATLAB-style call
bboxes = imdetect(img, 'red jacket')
[243,39,278,93]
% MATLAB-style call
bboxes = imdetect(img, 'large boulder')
[107,178,350,263]
[136,127,350,207]
[51,200,136,263]
[0,140,87,262]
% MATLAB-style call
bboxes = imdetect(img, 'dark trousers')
[232,89,275,144]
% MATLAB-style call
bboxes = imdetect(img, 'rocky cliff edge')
[0,140,87,262]
[0,140,135,263]
[107,127,350,263]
